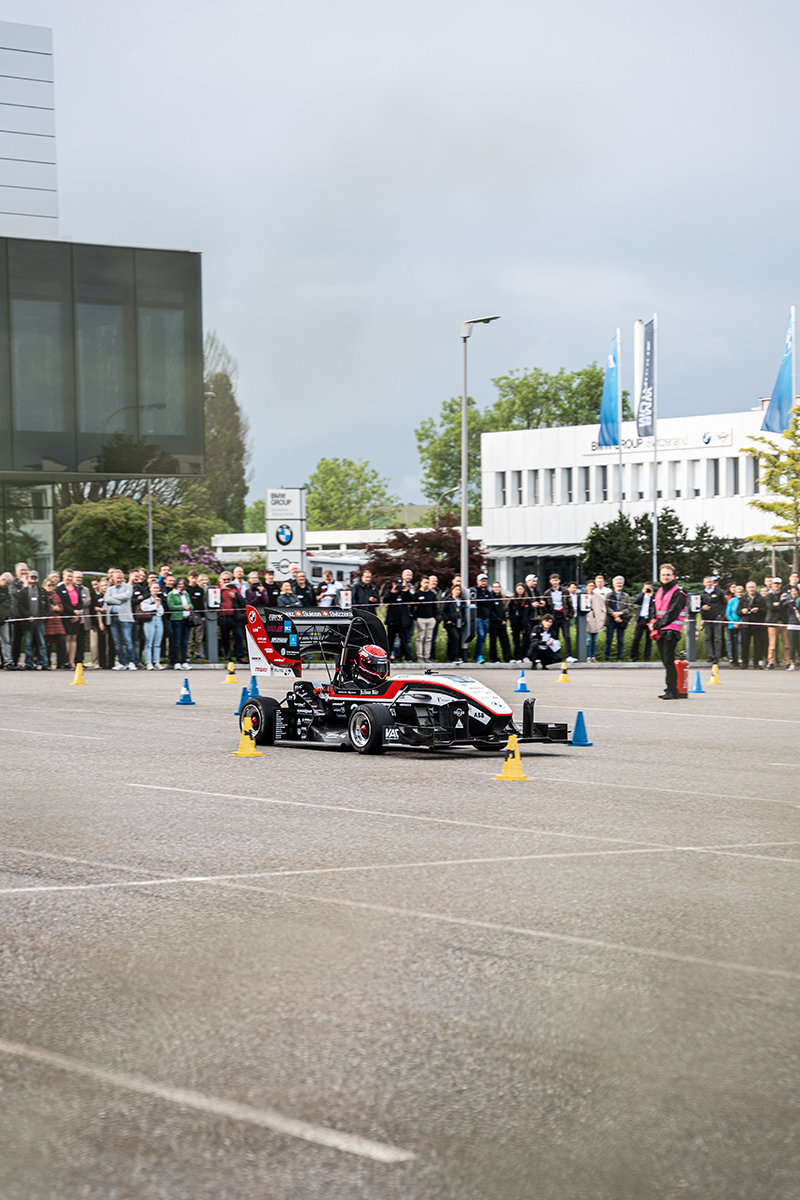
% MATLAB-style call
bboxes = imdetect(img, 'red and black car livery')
[240,605,569,754]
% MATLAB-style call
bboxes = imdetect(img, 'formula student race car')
[238,604,570,754]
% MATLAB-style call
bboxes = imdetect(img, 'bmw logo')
[702,432,711,444]
[276,524,293,546]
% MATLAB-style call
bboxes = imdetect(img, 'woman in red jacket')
[42,578,68,669]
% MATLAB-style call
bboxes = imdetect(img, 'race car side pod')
[571,712,592,747]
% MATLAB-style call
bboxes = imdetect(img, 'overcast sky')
[5,0,800,504]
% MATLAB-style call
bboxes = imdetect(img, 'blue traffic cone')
[514,670,529,693]
[234,685,248,715]
[689,670,705,694]
[571,711,593,746]
[248,674,260,699]
[176,677,195,706]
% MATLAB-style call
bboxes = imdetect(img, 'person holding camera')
[631,583,655,661]
[385,575,415,661]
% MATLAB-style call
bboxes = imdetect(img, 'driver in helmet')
[353,643,389,687]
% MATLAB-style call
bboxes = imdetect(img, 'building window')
[580,465,590,503]
[529,469,539,505]
[632,463,643,500]
[546,468,556,505]
[668,461,681,499]
[30,488,49,521]
[512,469,523,506]
[688,459,700,497]
[597,464,608,502]
[708,458,720,496]
[562,467,573,504]
[496,472,507,506]
[726,456,739,495]
[746,457,759,494]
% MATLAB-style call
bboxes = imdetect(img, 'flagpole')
[792,304,796,416]
[617,326,623,514]
[652,312,658,583]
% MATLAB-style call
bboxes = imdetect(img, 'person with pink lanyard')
[55,567,82,670]
[649,563,687,700]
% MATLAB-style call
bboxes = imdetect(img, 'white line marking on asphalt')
[229,887,800,982]
[514,777,800,806]
[0,726,105,740]
[3,839,800,897]
[0,1039,414,1163]
[538,705,800,725]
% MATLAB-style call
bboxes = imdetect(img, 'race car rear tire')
[240,697,280,746]
[348,704,389,754]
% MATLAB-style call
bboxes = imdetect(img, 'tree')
[582,507,740,585]
[305,458,399,529]
[742,404,800,572]
[361,519,483,591]
[203,332,250,531]
[57,495,217,574]
[415,364,633,522]
[244,498,265,532]
[415,396,484,523]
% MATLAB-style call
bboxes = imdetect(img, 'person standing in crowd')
[631,583,655,661]
[316,568,342,606]
[185,570,207,661]
[650,563,687,699]
[89,577,109,668]
[442,582,466,663]
[508,583,531,664]
[699,575,727,664]
[427,573,441,658]
[727,584,744,667]
[352,568,379,616]
[232,565,248,597]
[414,576,437,663]
[139,580,166,670]
[585,581,607,662]
[55,568,82,670]
[263,569,281,605]
[245,572,269,612]
[16,570,47,669]
[217,571,246,661]
[755,581,771,664]
[764,577,791,669]
[42,577,68,669]
[487,580,511,662]
[786,584,800,669]
[0,571,15,667]
[292,570,317,607]
[524,573,546,621]
[276,580,295,607]
[527,612,563,670]
[738,580,766,668]
[594,574,612,597]
[102,568,136,671]
[71,570,91,667]
[473,573,492,663]
[605,576,631,662]
[542,574,569,648]
[166,576,193,669]
[385,575,415,661]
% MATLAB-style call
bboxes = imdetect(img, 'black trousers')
[509,622,527,659]
[740,624,762,667]
[631,618,652,660]
[658,630,680,694]
[489,623,511,662]
[532,646,562,668]
[446,624,463,660]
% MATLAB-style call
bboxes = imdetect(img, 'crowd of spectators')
[2,558,799,672]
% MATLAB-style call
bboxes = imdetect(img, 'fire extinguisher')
[676,657,689,697]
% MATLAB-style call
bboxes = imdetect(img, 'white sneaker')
[566,656,577,664]
[522,658,532,667]
[127,662,137,671]
[156,663,165,670]
[788,662,796,671]
[182,662,191,670]
[146,663,154,671]
[112,663,125,671]
[173,663,181,670]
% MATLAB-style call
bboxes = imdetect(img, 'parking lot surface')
[1,665,798,1199]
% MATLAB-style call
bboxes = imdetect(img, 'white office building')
[482,405,781,589]
[0,21,57,238]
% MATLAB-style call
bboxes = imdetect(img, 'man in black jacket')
[487,581,512,662]
[737,581,765,669]
[764,577,791,669]
[631,584,655,661]
[0,571,15,667]
[699,575,727,664]
[352,569,380,616]
[292,571,317,608]
[385,576,415,660]
[186,570,207,661]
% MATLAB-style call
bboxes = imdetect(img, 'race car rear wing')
[245,605,386,679]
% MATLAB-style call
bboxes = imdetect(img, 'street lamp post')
[459,316,500,655]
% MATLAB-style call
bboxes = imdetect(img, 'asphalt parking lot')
[1,664,798,1200]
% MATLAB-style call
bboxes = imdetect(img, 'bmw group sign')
[266,488,306,580]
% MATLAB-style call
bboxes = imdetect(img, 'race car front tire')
[348,704,390,754]
[240,697,280,746]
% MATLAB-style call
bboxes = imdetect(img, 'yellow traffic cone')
[709,663,722,685]
[231,715,262,758]
[70,662,87,686]
[224,660,238,684]
[557,662,570,682]
[495,734,529,781]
